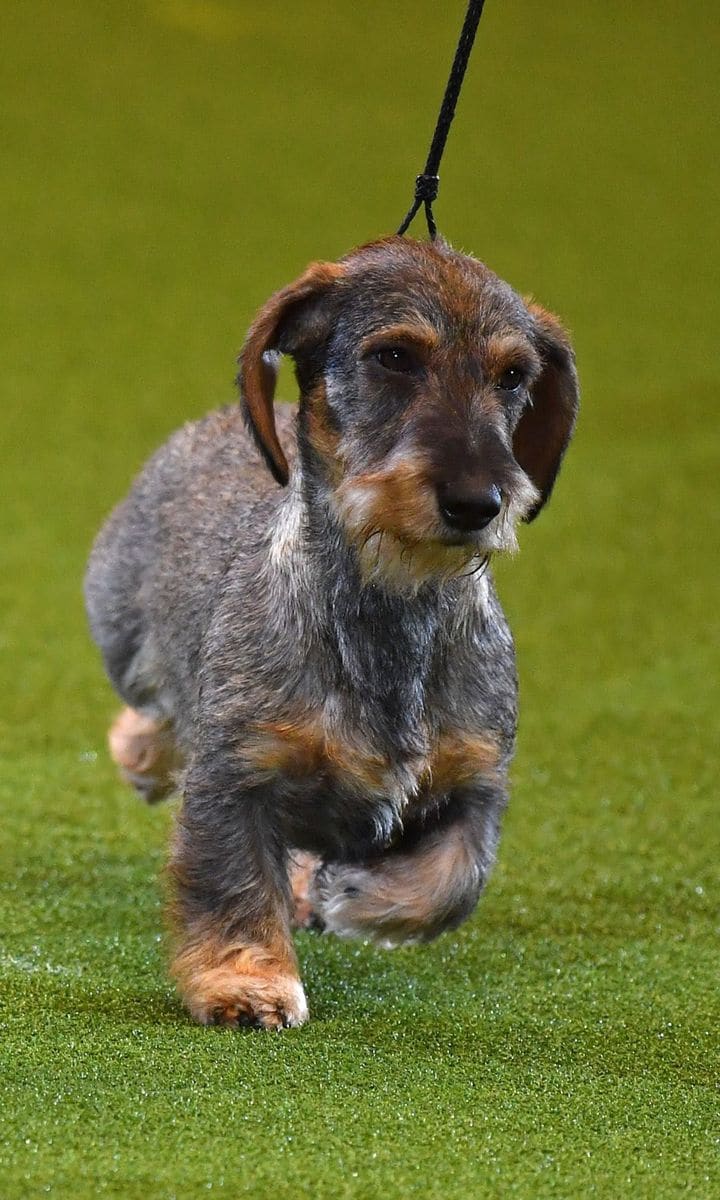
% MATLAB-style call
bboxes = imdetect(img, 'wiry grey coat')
[85,236,578,1029]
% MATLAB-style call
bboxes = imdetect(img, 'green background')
[2,2,718,1196]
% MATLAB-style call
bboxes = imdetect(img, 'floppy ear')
[513,304,579,521]
[237,262,343,485]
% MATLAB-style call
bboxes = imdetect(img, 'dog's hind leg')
[108,707,180,802]
[288,850,323,930]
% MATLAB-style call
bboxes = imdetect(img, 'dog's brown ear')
[238,262,343,485]
[513,304,579,521]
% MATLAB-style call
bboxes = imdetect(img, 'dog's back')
[85,404,295,735]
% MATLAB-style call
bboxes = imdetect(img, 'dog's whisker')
[359,525,383,553]
[458,553,491,581]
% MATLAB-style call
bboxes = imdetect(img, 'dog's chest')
[243,705,499,808]
[241,576,507,833]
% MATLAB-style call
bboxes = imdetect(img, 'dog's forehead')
[336,237,527,337]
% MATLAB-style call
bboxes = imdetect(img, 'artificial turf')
[2,1,718,1196]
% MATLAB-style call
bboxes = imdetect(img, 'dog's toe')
[184,969,309,1031]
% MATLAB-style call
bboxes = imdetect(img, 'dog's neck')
[266,461,489,748]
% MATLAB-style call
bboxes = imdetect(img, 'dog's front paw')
[190,969,308,1030]
[172,939,309,1030]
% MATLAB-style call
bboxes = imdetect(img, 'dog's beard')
[483,470,540,556]
[332,468,539,593]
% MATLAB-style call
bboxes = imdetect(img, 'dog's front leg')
[168,754,308,1030]
[313,785,505,947]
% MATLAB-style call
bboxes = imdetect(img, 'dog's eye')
[375,346,419,375]
[497,367,525,392]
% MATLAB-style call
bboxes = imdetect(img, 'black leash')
[397,0,487,240]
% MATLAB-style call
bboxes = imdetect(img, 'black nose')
[437,482,502,532]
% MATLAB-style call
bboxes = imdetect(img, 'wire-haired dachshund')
[85,235,579,1029]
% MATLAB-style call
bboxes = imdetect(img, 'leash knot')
[414,173,440,203]
[396,0,486,240]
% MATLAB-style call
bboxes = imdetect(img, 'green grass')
[2,2,719,1196]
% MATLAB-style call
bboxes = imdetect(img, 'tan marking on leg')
[108,707,180,801]
[289,850,322,929]
[171,925,308,1030]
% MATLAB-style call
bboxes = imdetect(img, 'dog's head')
[239,237,578,587]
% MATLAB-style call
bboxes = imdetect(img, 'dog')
[85,235,578,1029]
